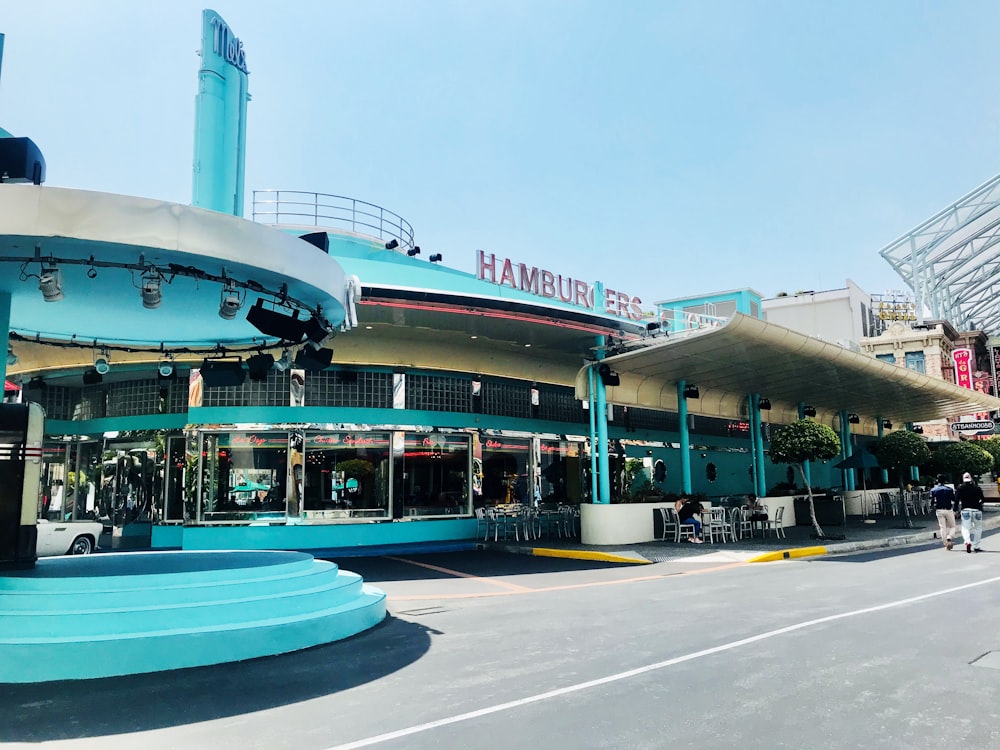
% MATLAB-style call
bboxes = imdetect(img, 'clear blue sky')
[3,1,999,308]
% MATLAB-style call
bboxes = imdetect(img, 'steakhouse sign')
[476,251,643,320]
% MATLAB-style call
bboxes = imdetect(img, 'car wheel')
[69,535,94,555]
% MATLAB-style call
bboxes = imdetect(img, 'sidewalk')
[490,505,1000,565]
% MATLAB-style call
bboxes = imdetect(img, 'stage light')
[141,272,162,309]
[199,359,246,387]
[246,352,275,381]
[38,264,63,302]
[158,361,174,378]
[911,425,924,434]
[597,363,620,387]
[304,316,333,347]
[94,353,111,375]
[429,253,443,263]
[407,246,421,257]
[273,349,292,371]
[882,419,893,429]
[803,405,817,417]
[246,298,306,341]
[82,368,103,385]
[6,346,16,367]
[758,397,771,410]
[385,239,399,250]
[219,282,242,320]
[683,384,700,399]
[26,376,45,390]
[848,413,860,424]
[294,346,333,372]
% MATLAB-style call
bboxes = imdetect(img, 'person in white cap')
[956,472,985,553]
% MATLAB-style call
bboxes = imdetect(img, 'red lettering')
[499,259,516,288]
[541,270,555,298]
[604,287,617,314]
[628,296,643,320]
[616,291,630,318]
[476,250,497,283]
[574,280,589,308]
[519,265,539,294]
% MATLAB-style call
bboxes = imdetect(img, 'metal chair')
[659,506,696,542]
[762,505,786,539]
[704,506,731,543]
[730,507,752,540]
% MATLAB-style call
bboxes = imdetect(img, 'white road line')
[324,574,1000,750]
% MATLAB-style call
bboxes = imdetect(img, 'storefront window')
[539,440,583,504]
[302,432,390,518]
[201,431,289,522]
[398,432,470,517]
[478,436,531,506]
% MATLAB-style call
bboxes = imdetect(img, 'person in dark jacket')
[930,475,957,550]
[956,472,985,553]
[675,496,704,544]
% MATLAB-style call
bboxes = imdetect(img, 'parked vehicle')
[35,518,104,556]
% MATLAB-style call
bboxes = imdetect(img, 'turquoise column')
[588,364,598,503]
[0,291,10,386]
[840,411,855,492]
[594,337,611,503]
[797,403,812,486]
[748,396,760,495]
[678,381,692,494]
[877,417,889,484]
[751,394,767,498]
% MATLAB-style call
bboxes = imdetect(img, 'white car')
[35,519,104,556]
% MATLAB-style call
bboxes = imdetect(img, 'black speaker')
[199,360,247,387]
[82,368,103,385]
[0,137,46,185]
[246,299,306,342]
[299,231,329,253]
[294,346,333,372]
[246,353,275,381]
[598,363,620,387]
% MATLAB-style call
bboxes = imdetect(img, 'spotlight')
[848,413,860,425]
[38,265,63,302]
[385,239,399,250]
[87,266,98,279]
[6,346,17,367]
[683,384,700,399]
[26,376,45,390]
[273,349,292,371]
[246,298,306,341]
[82,368,103,385]
[141,273,162,309]
[158,361,174,378]
[304,316,333,347]
[758,397,771,410]
[407,246,421,257]
[597,363,620,387]
[246,352,275,381]
[294,346,333,372]
[429,253,443,263]
[199,359,246,388]
[219,282,242,320]
[803,405,817,417]
[882,419,893,429]
[645,321,661,334]
[912,425,924,434]
[94,356,111,375]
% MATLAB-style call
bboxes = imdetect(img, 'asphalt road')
[2,536,998,750]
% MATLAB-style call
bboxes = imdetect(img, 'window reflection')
[540,440,583,503]
[479,437,530,506]
[302,433,390,518]
[398,433,470,516]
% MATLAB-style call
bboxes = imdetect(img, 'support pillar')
[594,337,611,504]
[678,380,692,495]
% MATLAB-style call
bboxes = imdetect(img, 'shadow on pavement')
[0,615,433,742]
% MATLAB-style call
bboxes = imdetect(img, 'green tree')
[977,436,1000,475]
[869,430,931,528]
[768,419,841,537]
[929,441,993,483]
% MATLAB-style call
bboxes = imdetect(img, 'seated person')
[675,496,704,543]
[745,494,768,522]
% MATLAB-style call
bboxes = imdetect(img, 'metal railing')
[251,190,415,250]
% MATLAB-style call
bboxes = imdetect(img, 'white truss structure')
[879,173,1000,334]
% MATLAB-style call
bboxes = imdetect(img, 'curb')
[487,543,650,565]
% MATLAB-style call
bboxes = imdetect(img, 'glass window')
[398,433,471,517]
[478,436,531,506]
[876,353,896,365]
[539,440,583,503]
[201,432,289,522]
[904,351,925,373]
[301,432,391,519]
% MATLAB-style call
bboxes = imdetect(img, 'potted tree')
[768,419,841,538]
[869,430,931,528]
